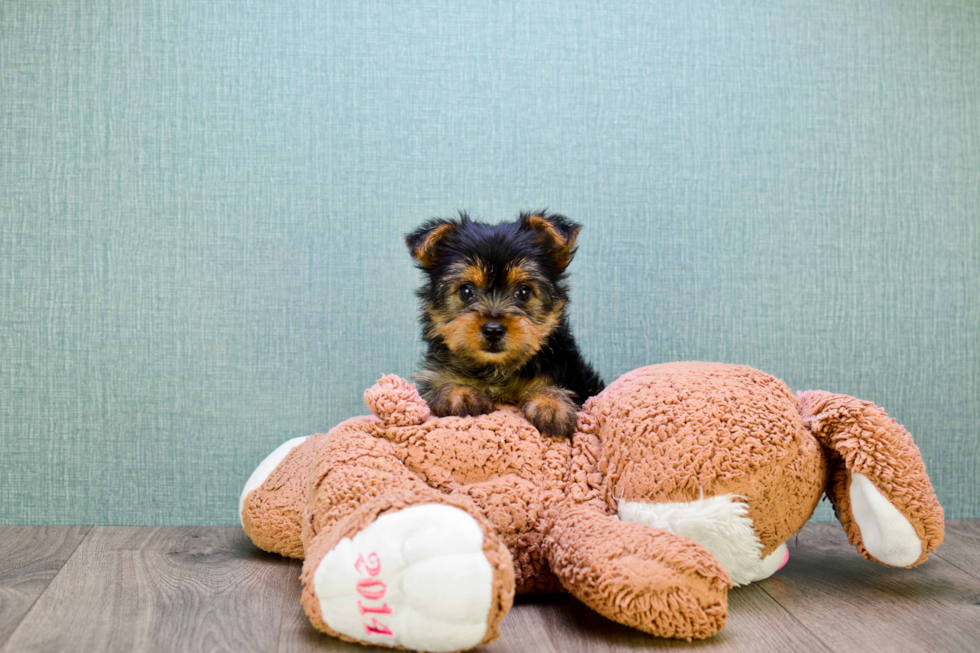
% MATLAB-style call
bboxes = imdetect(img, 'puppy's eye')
[459,284,475,301]
[515,284,532,302]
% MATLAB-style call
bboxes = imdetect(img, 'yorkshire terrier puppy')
[405,211,604,437]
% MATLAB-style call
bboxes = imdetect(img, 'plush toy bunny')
[241,362,944,652]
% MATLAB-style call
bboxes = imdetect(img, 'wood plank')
[523,584,830,653]
[0,527,291,653]
[760,521,980,653]
[482,597,561,653]
[0,526,91,647]
[3,522,969,653]
[932,520,980,580]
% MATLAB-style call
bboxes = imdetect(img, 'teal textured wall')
[1,1,978,525]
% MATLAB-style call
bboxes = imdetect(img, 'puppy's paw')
[426,385,495,417]
[522,391,578,438]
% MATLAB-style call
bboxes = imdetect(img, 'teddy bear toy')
[240,362,943,652]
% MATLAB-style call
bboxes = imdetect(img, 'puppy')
[405,211,604,437]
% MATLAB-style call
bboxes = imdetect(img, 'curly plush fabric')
[585,363,827,557]
[241,363,945,650]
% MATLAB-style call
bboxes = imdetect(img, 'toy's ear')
[798,391,944,567]
[518,212,581,271]
[405,217,461,270]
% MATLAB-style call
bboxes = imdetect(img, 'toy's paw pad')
[522,392,577,438]
[849,472,923,567]
[313,504,494,652]
[427,385,495,418]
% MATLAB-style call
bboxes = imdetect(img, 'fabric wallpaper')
[1,0,977,524]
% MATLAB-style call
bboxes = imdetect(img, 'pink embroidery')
[356,578,386,601]
[353,552,393,637]
[364,618,394,636]
[359,601,392,616]
[354,553,381,576]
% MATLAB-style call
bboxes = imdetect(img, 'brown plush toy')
[240,362,944,652]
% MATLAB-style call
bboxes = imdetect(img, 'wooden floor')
[0,521,977,653]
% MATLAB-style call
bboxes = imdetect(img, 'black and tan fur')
[405,211,604,437]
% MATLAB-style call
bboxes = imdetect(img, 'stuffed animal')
[240,362,944,652]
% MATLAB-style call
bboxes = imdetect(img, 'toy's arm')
[543,426,730,640]
[797,391,944,567]
[545,499,730,640]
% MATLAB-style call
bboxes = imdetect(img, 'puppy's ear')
[519,212,581,271]
[405,217,460,270]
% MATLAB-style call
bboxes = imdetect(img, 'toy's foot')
[239,435,310,525]
[310,504,498,653]
[848,472,923,567]
[239,434,324,559]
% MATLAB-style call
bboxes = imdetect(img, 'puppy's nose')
[481,321,506,342]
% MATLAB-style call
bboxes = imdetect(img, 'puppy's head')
[406,211,581,368]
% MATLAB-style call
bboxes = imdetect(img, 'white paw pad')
[313,504,493,653]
